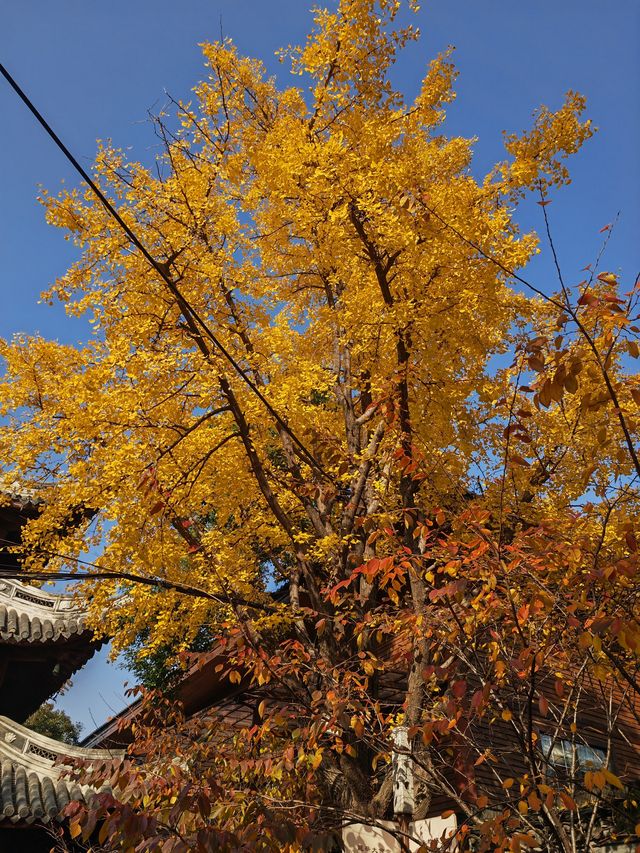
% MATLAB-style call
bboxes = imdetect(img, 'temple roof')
[0,715,122,826]
[0,579,101,722]
[0,481,43,509]
[0,578,90,644]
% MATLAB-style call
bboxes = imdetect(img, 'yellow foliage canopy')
[0,1,628,657]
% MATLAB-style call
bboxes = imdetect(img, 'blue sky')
[1,1,638,732]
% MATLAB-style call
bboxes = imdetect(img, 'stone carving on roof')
[0,715,122,826]
[0,578,90,643]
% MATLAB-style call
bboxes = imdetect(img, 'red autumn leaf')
[577,290,597,306]
[471,690,484,711]
[452,680,467,698]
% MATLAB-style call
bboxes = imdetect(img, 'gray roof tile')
[0,716,123,825]
[0,580,90,643]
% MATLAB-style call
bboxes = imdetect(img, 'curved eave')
[0,716,122,826]
[0,579,91,644]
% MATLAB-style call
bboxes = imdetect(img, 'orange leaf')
[603,768,624,790]
[559,791,576,811]
[528,791,542,811]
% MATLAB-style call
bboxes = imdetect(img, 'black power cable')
[0,62,328,480]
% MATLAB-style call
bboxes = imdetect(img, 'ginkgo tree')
[1,1,639,850]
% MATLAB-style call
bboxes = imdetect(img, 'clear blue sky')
[1,1,638,732]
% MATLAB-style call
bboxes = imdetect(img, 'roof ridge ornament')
[0,577,88,614]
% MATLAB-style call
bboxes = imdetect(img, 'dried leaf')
[564,373,578,394]
[528,355,545,372]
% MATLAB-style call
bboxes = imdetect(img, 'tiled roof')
[0,579,90,643]
[0,716,122,826]
[0,480,44,509]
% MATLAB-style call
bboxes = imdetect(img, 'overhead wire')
[0,62,328,480]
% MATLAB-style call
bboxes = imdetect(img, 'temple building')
[0,492,121,851]
[0,577,101,722]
